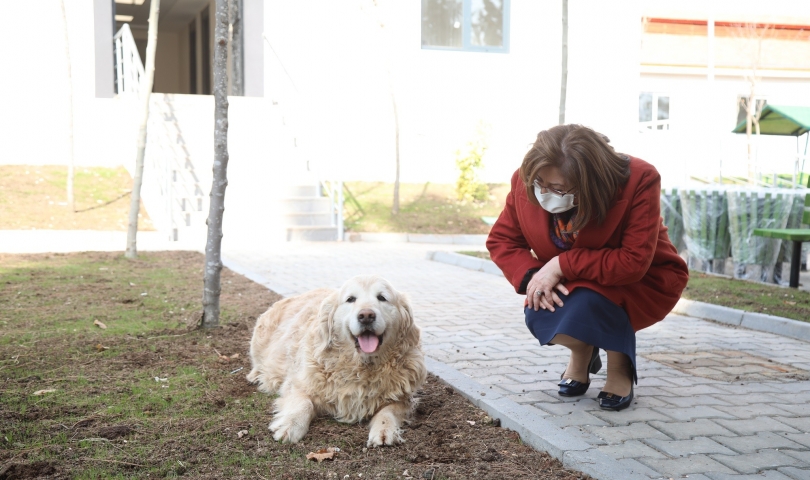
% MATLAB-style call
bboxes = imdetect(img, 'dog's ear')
[317,290,340,349]
[397,292,421,348]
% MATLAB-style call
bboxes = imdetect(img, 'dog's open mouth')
[354,332,383,354]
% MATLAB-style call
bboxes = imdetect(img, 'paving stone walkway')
[223,240,810,480]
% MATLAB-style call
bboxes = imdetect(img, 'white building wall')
[633,73,810,187]
[5,0,804,191]
[0,0,130,169]
[263,0,641,184]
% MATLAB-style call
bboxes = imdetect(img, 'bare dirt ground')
[0,251,589,479]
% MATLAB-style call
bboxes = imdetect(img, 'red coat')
[486,156,688,331]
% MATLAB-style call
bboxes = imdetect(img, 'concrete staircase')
[129,93,340,243]
[279,185,339,241]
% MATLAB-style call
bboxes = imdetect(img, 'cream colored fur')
[247,275,426,447]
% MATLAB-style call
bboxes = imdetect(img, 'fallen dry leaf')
[306,447,340,463]
[237,429,249,438]
[466,420,475,426]
[785,301,797,306]
[93,320,107,329]
[213,348,230,362]
[230,353,240,359]
[95,344,109,352]
[33,389,57,396]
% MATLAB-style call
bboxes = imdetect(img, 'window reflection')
[639,93,653,122]
[657,96,669,120]
[422,0,463,48]
[471,0,503,47]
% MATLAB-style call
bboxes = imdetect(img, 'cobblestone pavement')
[224,240,810,480]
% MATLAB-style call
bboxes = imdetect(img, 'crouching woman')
[486,124,688,411]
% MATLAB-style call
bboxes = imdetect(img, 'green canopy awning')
[732,105,810,136]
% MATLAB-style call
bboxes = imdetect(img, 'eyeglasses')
[533,180,576,198]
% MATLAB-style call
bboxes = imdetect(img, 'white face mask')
[534,185,577,214]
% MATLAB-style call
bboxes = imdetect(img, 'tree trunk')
[391,90,400,215]
[60,0,75,212]
[558,0,568,125]
[125,0,161,259]
[746,90,755,185]
[200,0,231,329]
[229,0,243,96]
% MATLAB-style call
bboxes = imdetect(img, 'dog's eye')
[377,295,387,302]
[346,296,356,303]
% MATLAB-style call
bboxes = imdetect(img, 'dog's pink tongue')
[357,333,379,353]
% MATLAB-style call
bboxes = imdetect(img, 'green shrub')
[455,124,490,203]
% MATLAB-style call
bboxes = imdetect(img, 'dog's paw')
[269,415,309,444]
[367,422,403,447]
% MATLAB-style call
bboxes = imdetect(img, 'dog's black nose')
[357,309,376,325]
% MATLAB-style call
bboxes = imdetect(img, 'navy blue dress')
[525,287,638,384]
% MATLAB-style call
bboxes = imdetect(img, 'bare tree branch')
[59,0,75,213]
[732,22,773,185]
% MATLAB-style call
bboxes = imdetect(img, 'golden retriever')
[246,274,426,447]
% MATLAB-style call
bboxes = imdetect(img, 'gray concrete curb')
[430,251,810,344]
[344,232,487,245]
[425,250,504,276]
[672,298,810,343]
[426,357,651,480]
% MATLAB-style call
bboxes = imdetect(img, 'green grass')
[683,270,810,321]
[344,181,508,234]
[0,251,281,477]
[0,254,197,345]
[458,251,491,260]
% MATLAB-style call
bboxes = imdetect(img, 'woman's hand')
[526,257,569,312]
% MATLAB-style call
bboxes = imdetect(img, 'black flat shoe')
[597,384,634,411]
[558,346,602,397]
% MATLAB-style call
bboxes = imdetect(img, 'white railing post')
[113,24,145,97]
[115,36,124,94]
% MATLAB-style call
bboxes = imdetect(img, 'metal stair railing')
[319,180,345,241]
[113,24,204,242]
[113,23,144,97]
[145,95,206,241]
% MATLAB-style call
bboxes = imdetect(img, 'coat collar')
[572,199,628,249]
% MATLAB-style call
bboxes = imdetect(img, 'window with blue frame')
[421,0,510,53]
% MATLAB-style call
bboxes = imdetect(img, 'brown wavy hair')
[519,124,631,231]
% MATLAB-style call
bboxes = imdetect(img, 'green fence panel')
[727,188,794,283]
[680,188,730,274]
[660,188,684,251]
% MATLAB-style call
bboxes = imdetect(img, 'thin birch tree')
[363,0,401,215]
[734,22,772,185]
[229,0,243,96]
[125,0,161,258]
[391,88,401,215]
[59,0,75,212]
[558,0,568,125]
[200,0,231,328]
